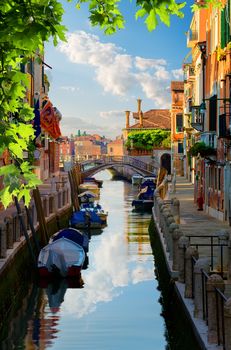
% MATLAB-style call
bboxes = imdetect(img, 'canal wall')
[149,177,230,350]
[0,174,73,325]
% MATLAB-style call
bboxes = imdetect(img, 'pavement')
[166,176,229,350]
[168,176,230,250]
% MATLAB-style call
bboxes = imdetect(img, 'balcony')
[191,105,204,132]
[183,64,195,82]
[200,131,217,149]
[187,30,198,48]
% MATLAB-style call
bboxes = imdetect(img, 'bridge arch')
[81,156,158,178]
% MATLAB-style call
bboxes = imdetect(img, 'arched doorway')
[161,153,171,174]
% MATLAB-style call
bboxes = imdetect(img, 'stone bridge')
[80,156,157,178]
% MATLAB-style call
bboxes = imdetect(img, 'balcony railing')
[200,131,217,149]
[191,106,204,131]
[187,30,198,47]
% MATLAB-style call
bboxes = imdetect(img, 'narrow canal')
[1,171,170,349]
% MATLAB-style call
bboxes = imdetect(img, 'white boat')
[132,174,143,185]
[38,237,85,278]
[79,182,100,196]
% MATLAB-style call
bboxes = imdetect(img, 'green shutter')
[221,3,231,49]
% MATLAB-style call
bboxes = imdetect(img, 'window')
[176,114,183,132]
[209,95,217,132]
[178,142,183,154]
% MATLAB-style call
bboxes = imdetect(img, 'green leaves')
[126,130,171,150]
[135,0,186,31]
[0,0,68,208]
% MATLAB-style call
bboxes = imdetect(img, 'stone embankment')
[151,176,231,350]
[0,173,72,274]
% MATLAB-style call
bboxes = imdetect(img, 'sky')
[45,0,193,139]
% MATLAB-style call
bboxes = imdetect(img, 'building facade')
[183,0,231,221]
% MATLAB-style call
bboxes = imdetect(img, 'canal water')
[1,171,168,350]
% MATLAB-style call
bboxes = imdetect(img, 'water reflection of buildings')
[0,276,84,350]
[24,277,84,350]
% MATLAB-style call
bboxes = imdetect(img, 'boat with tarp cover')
[38,237,85,278]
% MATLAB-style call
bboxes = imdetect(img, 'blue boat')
[51,227,89,253]
[70,210,104,229]
[132,179,156,211]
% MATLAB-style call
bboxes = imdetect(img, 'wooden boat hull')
[132,199,154,211]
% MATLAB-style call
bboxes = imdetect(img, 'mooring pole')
[14,197,36,266]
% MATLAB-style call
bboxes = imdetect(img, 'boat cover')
[38,237,85,277]
[71,211,86,225]
[51,228,89,252]
[88,210,102,223]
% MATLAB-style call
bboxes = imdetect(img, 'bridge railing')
[80,155,157,175]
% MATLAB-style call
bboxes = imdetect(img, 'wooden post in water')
[14,197,36,265]
[33,187,49,246]
[24,201,40,253]
[68,168,80,211]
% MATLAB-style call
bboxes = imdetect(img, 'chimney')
[137,98,142,113]
[139,111,143,127]
[137,98,143,127]
[125,110,130,128]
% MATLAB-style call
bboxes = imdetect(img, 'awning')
[40,98,61,139]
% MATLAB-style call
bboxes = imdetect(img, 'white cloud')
[171,68,183,79]
[136,72,171,108]
[135,56,167,71]
[60,85,79,92]
[99,110,124,119]
[60,115,123,138]
[60,230,154,319]
[58,30,182,111]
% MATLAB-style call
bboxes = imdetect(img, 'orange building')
[184,0,231,221]
[74,138,101,161]
[107,137,124,156]
[171,81,185,176]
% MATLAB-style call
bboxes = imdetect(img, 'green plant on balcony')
[189,142,216,157]
[217,42,231,61]
[125,129,171,151]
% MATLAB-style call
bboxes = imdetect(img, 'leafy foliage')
[125,130,171,150]
[0,0,67,207]
[189,142,216,157]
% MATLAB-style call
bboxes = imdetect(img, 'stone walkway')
[165,176,231,350]
[168,176,230,266]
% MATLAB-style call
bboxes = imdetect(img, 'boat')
[50,227,89,253]
[84,177,103,188]
[78,190,97,204]
[132,174,143,185]
[132,179,156,211]
[38,237,85,278]
[70,209,105,229]
[80,202,108,225]
[79,181,100,196]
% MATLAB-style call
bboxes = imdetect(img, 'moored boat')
[132,179,156,212]
[38,237,85,278]
[50,227,89,253]
[132,174,143,185]
[79,182,100,196]
[84,177,103,188]
[70,209,105,229]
